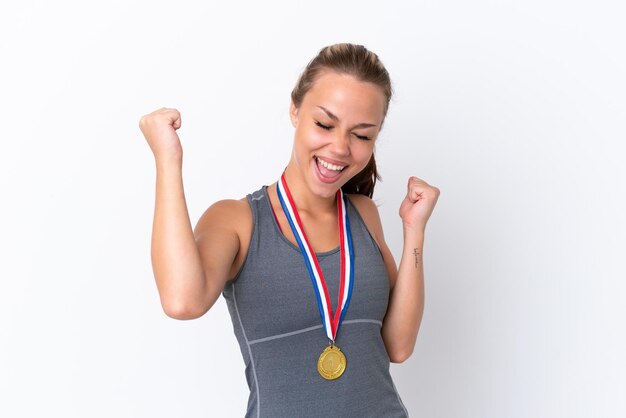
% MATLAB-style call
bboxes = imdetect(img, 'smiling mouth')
[314,156,348,182]
[315,156,347,172]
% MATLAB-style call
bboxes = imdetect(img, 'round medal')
[317,344,347,380]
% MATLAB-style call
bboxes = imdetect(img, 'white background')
[1,1,625,417]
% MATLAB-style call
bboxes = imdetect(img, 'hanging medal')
[276,172,355,380]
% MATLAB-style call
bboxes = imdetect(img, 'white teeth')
[317,157,345,171]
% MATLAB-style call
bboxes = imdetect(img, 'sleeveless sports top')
[222,185,409,418]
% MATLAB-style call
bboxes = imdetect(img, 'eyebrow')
[316,105,378,129]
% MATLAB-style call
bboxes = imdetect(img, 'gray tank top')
[222,185,409,417]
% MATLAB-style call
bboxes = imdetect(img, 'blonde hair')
[290,43,394,198]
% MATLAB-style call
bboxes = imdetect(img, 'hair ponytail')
[340,154,380,198]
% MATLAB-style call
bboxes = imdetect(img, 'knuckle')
[139,115,152,129]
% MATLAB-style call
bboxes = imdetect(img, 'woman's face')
[289,70,386,198]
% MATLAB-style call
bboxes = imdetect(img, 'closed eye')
[315,121,332,130]
[315,121,370,141]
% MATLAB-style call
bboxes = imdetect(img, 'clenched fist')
[399,176,440,233]
[139,107,183,162]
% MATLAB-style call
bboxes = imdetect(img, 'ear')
[289,100,299,128]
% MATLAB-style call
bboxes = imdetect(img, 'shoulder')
[194,197,254,280]
[346,193,379,216]
[346,193,398,287]
[345,194,385,247]
[194,197,252,244]
[195,198,251,230]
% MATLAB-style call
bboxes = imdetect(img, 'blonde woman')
[139,43,440,417]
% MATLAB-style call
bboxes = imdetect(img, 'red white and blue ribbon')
[276,172,355,342]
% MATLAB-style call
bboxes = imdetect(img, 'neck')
[282,162,338,214]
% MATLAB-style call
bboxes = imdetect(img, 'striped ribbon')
[276,172,355,342]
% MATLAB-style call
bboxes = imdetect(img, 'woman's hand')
[398,176,440,233]
[139,107,184,163]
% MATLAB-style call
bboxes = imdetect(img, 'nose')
[329,130,351,157]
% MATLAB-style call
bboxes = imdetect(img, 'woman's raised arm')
[139,107,243,320]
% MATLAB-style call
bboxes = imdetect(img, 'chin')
[306,177,341,198]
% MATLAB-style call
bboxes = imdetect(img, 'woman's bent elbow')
[389,347,414,364]
[162,300,208,320]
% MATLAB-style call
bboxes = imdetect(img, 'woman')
[139,43,440,417]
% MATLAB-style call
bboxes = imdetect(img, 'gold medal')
[317,344,347,380]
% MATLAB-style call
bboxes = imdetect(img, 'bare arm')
[140,107,241,320]
[380,227,425,363]
[348,176,439,363]
[150,159,225,319]
[381,176,439,362]
[347,195,422,363]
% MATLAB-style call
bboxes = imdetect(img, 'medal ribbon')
[276,172,355,342]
